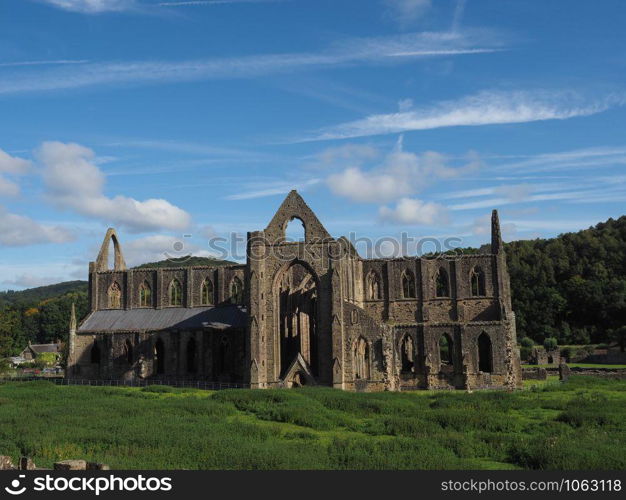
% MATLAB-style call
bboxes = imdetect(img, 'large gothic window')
[139,281,151,307]
[277,262,318,377]
[401,270,416,299]
[470,267,486,296]
[366,271,382,300]
[124,339,133,365]
[400,334,414,373]
[353,337,370,380]
[478,332,493,373]
[230,277,243,305]
[169,279,182,306]
[201,279,214,305]
[107,282,122,309]
[439,333,453,366]
[435,268,450,297]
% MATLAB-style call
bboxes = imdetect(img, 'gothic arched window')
[139,281,152,307]
[353,337,370,380]
[400,334,414,373]
[401,270,416,299]
[470,267,486,296]
[201,279,214,306]
[478,332,493,373]
[366,271,382,300]
[435,268,450,297]
[439,333,453,366]
[230,277,243,305]
[107,282,122,309]
[169,279,182,306]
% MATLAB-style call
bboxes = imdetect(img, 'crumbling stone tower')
[67,190,521,391]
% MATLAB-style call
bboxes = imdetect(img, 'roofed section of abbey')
[67,191,522,391]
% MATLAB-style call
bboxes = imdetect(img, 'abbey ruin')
[67,191,522,391]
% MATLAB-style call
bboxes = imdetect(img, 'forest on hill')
[0,218,625,358]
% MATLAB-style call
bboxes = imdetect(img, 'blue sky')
[1,0,626,289]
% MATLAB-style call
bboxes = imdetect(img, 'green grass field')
[0,376,624,470]
[533,363,626,369]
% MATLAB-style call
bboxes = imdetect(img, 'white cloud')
[225,178,321,200]
[307,90,624,141]
[0,206,75,246]
[327,137,480,203]
[0,31,501,95]
[379,197,448,225]
[383,0,432,26]
[0,177,20,197]
[37,0,134,13]
[0,148,31,174]
[37,141,191,232]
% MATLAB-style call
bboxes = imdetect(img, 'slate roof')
[77,305,247,333]
[29,344,62,354]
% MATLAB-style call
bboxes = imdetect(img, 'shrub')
[543,337,558,350]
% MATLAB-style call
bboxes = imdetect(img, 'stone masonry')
[67,191,522,391]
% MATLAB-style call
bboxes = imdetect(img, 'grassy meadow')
[0,376,624,470]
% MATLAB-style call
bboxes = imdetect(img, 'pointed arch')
[168,279,182,306]
[124,339,133,365]
[186,337,196,374]
[353,337,370,380]
[366,270,382,300]
[400,333,414,373]
[90,341,100,364]
[95,228,127,272]
[470,266,486,296]
[154,338,165,375]
[139,280,152,307]
[107,282,122,309]
[401,269,416,299]
[230,276,243,305]
[478,332,493,373]
[439,333,453,366]
[435,267,450,297]
[201,278,214,305]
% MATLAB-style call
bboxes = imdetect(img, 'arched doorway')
[478,332,493,373]
[276,261,318,378]
[154,338,165,375]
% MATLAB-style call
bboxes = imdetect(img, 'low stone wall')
[0,456,109,470]
[522,367,547,380]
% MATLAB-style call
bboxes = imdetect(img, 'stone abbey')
[67,191,522,391]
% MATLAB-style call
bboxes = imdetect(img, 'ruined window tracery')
[169,279,182,306]
[230,276,243,305]
[435,268,450,297]
[470,267,486,296]
[201,279,214,305]
[139,281,152,307]
[401,270,416,299]
[366,271,382,300]
[107,282,122,309]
